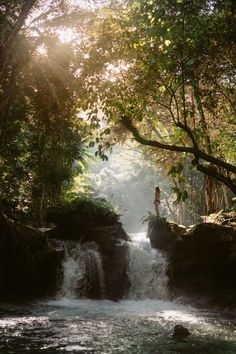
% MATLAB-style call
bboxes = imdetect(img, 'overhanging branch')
[121,115,194,154]
[121,115,236,190]
[193,162,236,194]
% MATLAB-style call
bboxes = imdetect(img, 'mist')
[85,145,175,233]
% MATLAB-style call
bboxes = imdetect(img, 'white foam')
[127,232,169,299]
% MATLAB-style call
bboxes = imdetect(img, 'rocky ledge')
[0,208,130,302]
[47,220,130,301]
[148,216,236,308]
[0,212,64,300]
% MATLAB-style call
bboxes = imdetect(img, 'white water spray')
[127,232,169,300]
[61,242,106,299]
[61,232,169,301]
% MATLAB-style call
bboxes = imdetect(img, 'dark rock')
[45,198,119,241]
[83,223,129,245]
[79,224,130,301]
[51,220,130,301]
[169,222,236,307]
[173,325,191,338]
[45,199,130,300]
[147,218,186,251]
[75,242,106,299]
[102,240,129,301]
[0,212,64,300]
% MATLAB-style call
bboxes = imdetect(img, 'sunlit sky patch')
[36,43,48,56]
[57,28,76,43]
[104,61,132,82]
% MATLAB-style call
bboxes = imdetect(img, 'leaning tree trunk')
[204,176,227,215]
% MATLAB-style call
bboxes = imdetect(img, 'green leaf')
[104,128,111,135]
[185,58,195,66]
[89,141,95,148]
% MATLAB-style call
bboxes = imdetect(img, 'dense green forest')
[1,4,236,350]
[0,0,235,226]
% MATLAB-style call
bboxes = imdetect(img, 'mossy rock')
[45,196,120,241]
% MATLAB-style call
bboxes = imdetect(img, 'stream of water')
[0,233,236,353]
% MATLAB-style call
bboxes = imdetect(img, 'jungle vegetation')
[0,0,235,225]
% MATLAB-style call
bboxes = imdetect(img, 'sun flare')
[57,28,75,43]
[36,43,48,56]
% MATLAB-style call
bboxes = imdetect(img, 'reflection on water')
[0,299,236,354]
[1,233,236,353]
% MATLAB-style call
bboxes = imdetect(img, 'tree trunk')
[222,185,231,209]
[178,201,186,225]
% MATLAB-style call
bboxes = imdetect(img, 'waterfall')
[60,232,169,301]
[61,242,106,299]
[127,232,169,300]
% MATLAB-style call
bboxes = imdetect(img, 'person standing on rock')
[154,186,161,217]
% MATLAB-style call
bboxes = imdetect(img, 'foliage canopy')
[83,0,236,194]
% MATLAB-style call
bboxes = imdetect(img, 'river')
[0,233,236,353]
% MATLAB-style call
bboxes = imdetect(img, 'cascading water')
[61,242,106,299]
[60,232,169,302]
[1,233,236,353]
[127,232,169,300]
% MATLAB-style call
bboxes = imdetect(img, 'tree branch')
[121,115,194,153]
[193,161,236,194]
[121,115,236,180]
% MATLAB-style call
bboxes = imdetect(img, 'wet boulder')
[169,222,236,306]
[49,218,130,301]
[147,217,186,252]
[173,325,191,338]
[79,223,129,301]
